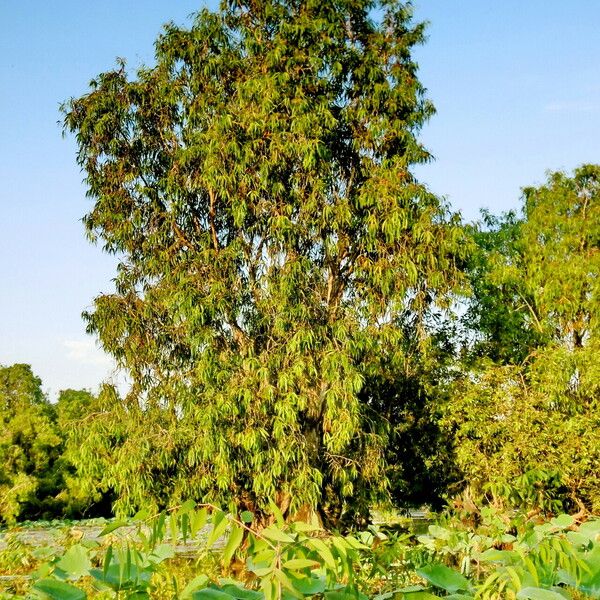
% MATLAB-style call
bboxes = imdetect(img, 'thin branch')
[208,188,220,252]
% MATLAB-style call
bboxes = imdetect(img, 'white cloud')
[63,338,114,368]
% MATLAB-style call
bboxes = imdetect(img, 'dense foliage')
[0,365,109,524]
[3,504,600,599]
[61,0,467,524]
[448,165,600,514]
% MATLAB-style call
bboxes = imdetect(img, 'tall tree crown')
[63,0,466,521]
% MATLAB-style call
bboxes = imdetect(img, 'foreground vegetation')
[2,504,600,599]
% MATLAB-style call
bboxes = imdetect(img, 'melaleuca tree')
[450,165,600,513]
[63,0,467,524]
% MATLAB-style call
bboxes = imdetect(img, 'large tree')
[64,0,466,523]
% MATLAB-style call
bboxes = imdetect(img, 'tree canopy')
[63,0,467,523]
[449,165,600,513]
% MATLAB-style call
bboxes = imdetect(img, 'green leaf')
[55,545,92,581]
[150,543,175,563]
[478,548,515,563]
[251,566,275,577]
[268,501,285,527]
[132,509,149,522]
[180,575,210,599]
[222,524,245,564]
[516,588,568,600]
[192,589,235,600]
[103,545,113,578]
[90,564,151,591]
[207,511,229,549]
[290,576,327,595]
[99,520,128,537]
[290,522,320,534]
[33,579,86,600]
[324,592,358,600]
[191,508,208,537]
[240,511,254,524]
[282,559,319,570]
[416,564,470,593]
[307,538,336,570]
[427,525,451,540]
[261,526,295,544]
[549,514,574,529]
[178,499,197,515]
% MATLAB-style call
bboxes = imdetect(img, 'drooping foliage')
[63,0,467,522]
[55,388,116,518]
[449,165,600,513]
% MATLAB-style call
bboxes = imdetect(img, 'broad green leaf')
[565,531,591,548]
[291,576,327,595]
[268,500,285,527]
[416,564,470,593]
[549,515,574,529]
[90,564,151,591]
[290,522,320,533]
[207,511,229,548]
[178,499,197,515]
[577,520,600,541]
[192,589,235,600]
[222,524,245,564]
[251,566,275,577]
[191,508,208,537]
[150,543,175,563]
[56,544,92,580]
[180,575,210,599]
[324,591,360,600]
[132,509,149,522]
[273,569,296,593]
[33,579,86,600]
[575,568,600,597]
[428,525,452,540]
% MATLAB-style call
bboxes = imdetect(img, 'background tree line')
[3,0,599,527]
[0,364,112,523]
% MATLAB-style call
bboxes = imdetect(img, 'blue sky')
[1,1,599,397]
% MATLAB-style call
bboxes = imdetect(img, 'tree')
[55,389,115,518]
[0,364,62,523]
[450,165,600,513]
[63,0,467,524]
